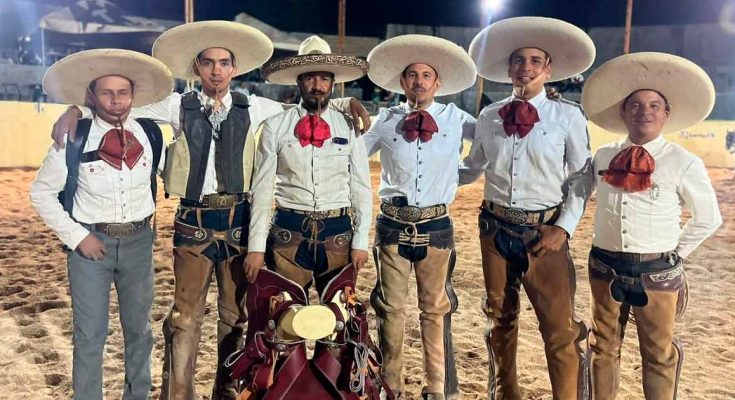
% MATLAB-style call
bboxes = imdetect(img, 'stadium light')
[482,0,503,14]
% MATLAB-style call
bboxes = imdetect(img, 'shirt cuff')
[553,213,577,239]
[248,234,268,253]
[66,225,91,251]
[351,232,369,251]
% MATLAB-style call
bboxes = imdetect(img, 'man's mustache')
[308,90,327,96]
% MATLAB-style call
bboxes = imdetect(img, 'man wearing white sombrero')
[363,34,477,400]
[243,35,371,293]
[47,21,371,400]
[31,49,173,399]
[460,17,595,399]
[581,52,722,400]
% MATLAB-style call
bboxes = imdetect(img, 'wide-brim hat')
[469,16,595,83]
[581,52,715,134]
[43,49,173,106]
[152,20,274,80]
[366,34,477,96]
[262,35,369,85]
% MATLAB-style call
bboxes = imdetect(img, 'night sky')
[112,0,730,36]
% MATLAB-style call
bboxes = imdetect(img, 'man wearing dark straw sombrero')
[581,52,722,400]
[460,17,595,399]
[363,34,477,400]
[47,21,372,400]
[31,49,173,400]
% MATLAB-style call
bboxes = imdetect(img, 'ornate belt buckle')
[107,222,134,238]
[211,194,234,208]
[398,206,422,222]
[504,208,528,225]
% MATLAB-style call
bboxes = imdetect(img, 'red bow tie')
[294,115,331,148]
[98,128,144,170]
[402,110,438,142]
[600,145,656,192]
[498,100,540,138]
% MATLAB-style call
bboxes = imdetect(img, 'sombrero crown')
[262,35,369,85]
[43,48,173,106]
[470,16,595,83]
[581,52,715,134]
[367,34,477,96]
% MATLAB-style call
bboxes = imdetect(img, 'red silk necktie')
[497,100,540,138]
[294,115,331,148]
[601,145,656,192]
[98,129,144,170]
[402,110,438,142]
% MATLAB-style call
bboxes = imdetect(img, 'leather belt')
[277,207,353,221]
[593,247,670,263]
[483,200,559,225]
[182,193,248,209]
[85,215,151,238]
[380,202,447,223]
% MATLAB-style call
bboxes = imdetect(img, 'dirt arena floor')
[0,164,733,399]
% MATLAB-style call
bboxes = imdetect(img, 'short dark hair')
[622,89,671,112]
[197,48,236,63]
[297,71,335,82]
[508,48,552,66]
[401,63,438,79]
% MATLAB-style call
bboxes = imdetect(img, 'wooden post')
[623,0,633,54]
[185,0,194,23]
[338,0,346,97]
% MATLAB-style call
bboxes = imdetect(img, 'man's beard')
[301,90,330,111]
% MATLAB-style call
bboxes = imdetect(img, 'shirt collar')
[623,134,666,153]
[93,115,132,132]
[402,100,439,115]
[198,89,232,109]
[511,88,547,108]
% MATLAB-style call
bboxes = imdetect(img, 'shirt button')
[122,203,126,207]
[624,244,629,249]
[419,161,423,165]
[621,215,627,219]
[417,189,421,192]
[623,201,628,205]
[419,175,423,178]
[315,183,319,186]
[513,157,518,161]
[513,188,517,191]
[120,178,124,182]
[622,230,628,234]
[513,173,517,176]
[416,202,420,206]
[418,146,422,150]
[512,201,516,205]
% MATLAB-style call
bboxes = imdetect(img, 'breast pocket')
[131,153,154,189]
[77,161,110,194]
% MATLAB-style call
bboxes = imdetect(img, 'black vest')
[179,91,252,200]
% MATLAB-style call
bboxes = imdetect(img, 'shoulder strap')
[135,118,164,204]
[230,91,251,109]
[181,91,202,110]
[59,119,92,216]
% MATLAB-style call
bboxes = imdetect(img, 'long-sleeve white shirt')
[363,101,476,206]
[460,90,592,235]
[30,117,165,250]
[248,106,373,252]
[590,135,722,258]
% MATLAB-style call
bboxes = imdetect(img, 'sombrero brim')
[470,16,595,83]
[152,20,274,80]
[581,52,715,134]
[367,34,477,96]
[43,49,173,106]
[262,54,368,85]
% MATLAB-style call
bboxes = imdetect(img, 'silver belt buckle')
[504,208,529,225]
[106,222,135,238]
[210,194,235,208]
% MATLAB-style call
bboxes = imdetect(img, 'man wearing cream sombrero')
[243,35,372,295]
[47,21,371,400]
[31,49,172,399]
[581,52,722,400]
[460,17,595,399]
[363,34,477,400]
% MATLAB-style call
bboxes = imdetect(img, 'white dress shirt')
[81,93,354,199]
[30,117,165,250]
[460,89,592,235]
[590,135,722,258]
[364,101,476,206]
[248,106,373,252]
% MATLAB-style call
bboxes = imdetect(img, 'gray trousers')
[67,226,155,400]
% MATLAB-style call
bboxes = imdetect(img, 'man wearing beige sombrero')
[243,35,372,294]
[460,17,595,399]
[363,34,477,400]
[581,52,722,400]
[31,49,173,399]
[48,21,371,400]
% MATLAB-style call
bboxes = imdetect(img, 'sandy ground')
[0,164,733,400]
